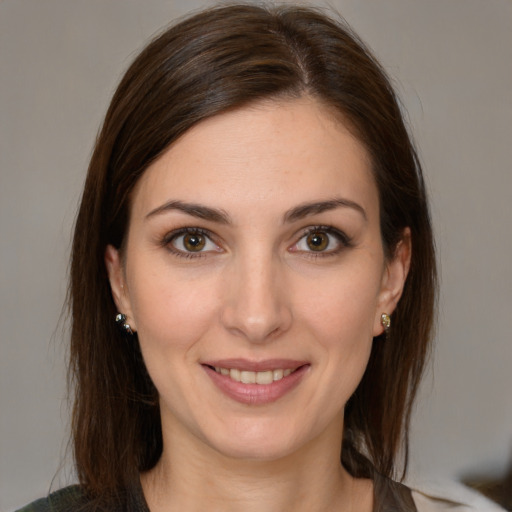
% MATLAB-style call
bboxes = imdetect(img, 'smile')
[212,367,296,385]
[203,361,309,405]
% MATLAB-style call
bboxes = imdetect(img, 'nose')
[220,251,292,343]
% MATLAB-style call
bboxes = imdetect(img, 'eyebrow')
[145,200,232,224]
[145,197,367,224]
[283,198,367,223]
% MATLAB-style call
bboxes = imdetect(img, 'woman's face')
[106,97,409,462]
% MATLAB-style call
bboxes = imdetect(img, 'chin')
[199,416,318,463]
[212,437,297,462]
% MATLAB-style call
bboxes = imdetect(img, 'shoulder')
[15,485,86,512]
[14,483,149,512]
[373,471,506,511]
[409,480,507,511]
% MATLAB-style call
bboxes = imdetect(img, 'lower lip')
[203,365,309,405]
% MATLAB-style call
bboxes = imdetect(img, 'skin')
[105,96,411,512]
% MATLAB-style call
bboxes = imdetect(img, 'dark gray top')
[16,471,418,512]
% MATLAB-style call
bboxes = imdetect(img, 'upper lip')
[201,358,309,372]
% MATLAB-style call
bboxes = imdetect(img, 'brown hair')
[70,2,436,501]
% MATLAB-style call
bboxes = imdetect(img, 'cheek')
[298,265,382,342]
[127,262,219,352]
[126,268,221,412]
[295,264,381,388]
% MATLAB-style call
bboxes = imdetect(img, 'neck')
[141,418,372,512]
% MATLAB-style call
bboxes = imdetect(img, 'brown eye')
[167,229,221,257]
[306,231,329,251]
[183,233,206,252]
[290,226,350,256]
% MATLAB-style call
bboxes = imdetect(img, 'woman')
[18,4,458,511]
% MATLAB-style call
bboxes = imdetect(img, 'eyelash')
[292,225,353,258]
[160,225,353,259]
[161,227,218,259]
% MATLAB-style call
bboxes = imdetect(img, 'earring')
[380,313,391,333]
[115,313,134,335]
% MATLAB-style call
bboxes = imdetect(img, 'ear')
[373,228,412,336]
[105,244,137,331]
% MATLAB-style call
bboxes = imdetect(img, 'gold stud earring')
[380,313,391,333]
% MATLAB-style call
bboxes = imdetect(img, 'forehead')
[131,97,378,221]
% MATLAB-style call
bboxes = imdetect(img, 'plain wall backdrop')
[1,0,511,510]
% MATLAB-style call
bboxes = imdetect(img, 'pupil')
[307,232,328,251]
[184,234,205,251]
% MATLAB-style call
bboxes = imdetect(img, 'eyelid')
[289,225,353,255]
[161,227,222,258]
[159,224,352,259]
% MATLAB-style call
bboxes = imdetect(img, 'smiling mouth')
[209,366,298,385]
[203,362,309,404]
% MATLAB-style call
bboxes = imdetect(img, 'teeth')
[214,367,297,384]
[240,370,256,384]
[256,370,273,385]
[273,369,284,381]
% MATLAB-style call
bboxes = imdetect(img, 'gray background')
[1,0,511,510]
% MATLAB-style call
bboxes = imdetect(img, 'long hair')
[70,3,436,502]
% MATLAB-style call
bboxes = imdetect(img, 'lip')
[202,359,310,405]
[202,358,307,372]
